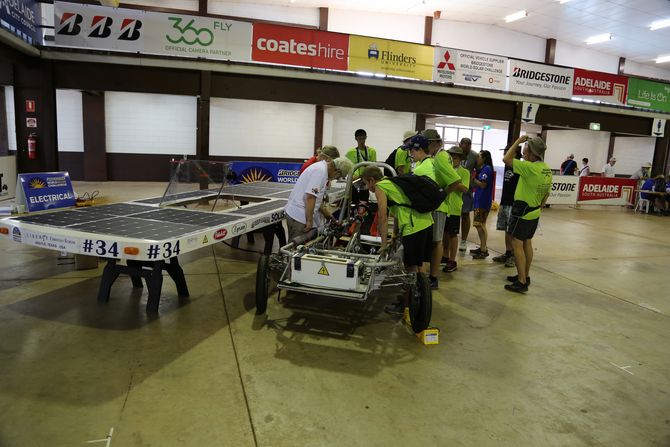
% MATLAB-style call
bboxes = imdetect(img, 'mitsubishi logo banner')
[433,47,507,91]
[54,1,252,61]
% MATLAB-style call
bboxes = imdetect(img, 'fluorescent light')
[585,33,612,45]
[559,0,571,3]
[504,10,527,23]
[656,55,670,64]
[650,18,670,30]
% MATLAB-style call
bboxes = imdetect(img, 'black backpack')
[654,177,666,193]
[388,174,447,213]
[383,148,399,177]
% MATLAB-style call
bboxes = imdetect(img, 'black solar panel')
[132,208,243,228]
[267,190,292,199]
[11,211,115,227]
[233,200,288,215]
[134,189,220,205]
[74,203,155,216]
[69,217,202,240]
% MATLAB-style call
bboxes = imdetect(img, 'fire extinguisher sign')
[16,172,77,213]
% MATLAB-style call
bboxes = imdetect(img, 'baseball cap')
[332,157,353,178]
[403,130,417,142]
[318,145,339,159]
[642,161,652,168]
[447,146,464,156]
[403,134,429,150]
[527,137,547,160]
[421,129,442,141]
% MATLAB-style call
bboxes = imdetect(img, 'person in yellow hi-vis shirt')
[442,146,470,273]
[345,129,377,203]
[503,135,552,293]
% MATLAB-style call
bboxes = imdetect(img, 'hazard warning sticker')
[318,264,330,276]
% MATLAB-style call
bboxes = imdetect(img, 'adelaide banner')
[572,68,628,105]
[577,177,637,206]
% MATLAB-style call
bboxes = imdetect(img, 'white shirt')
[579,165,590,177]
[602,163,615,177]
[285,161,328,225]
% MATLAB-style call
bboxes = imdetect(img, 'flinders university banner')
[348,35,433,81]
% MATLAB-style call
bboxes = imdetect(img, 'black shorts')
[402,226,433,267]
[509,216,539,241]
[444,215,460,235]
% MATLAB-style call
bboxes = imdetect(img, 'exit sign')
[589,122,601,131]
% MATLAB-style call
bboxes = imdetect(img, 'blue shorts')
[462,191,474,213]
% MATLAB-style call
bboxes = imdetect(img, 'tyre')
[255,255,270,315]
[408,272,432,333]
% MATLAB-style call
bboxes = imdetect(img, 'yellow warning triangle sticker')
[318,264,330,276]
[202,235,208,244]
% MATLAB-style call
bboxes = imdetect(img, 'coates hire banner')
[577,177,637,206]
[572,68,628,105]
[229,161,302,184]
[348,35,433,81]
[508,59,574,100]
[0,0,42,45]
[252,23,348,71]
[54,1,252,62]
[627,77,670,114]
[433,47,507,91]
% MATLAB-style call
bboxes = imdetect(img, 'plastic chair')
[634,194,650,214]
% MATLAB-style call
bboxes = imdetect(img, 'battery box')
[290,253,363,291]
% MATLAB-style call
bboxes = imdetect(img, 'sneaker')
[384,301,404,316]
[472,250,489,259]
[504,280,528,293]
[506,275,530,286]
[469,247,482,254]
[492,252,510,263]
[429,276,439,289]
[443,260,458,272]
[440,257,449,265]
[504,256,516,268]
[459,240,467,252]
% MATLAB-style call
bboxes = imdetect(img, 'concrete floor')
[0,181,669,447]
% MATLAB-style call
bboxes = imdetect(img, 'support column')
[319,7,328,31]
[314,105,324,152]
[618,57,626,75]
[0,88,7,155]
[652,121,670,175]
[82,91,107,181]
[196,70,211,160]
[415,114,427,132]
[607,133,616,163]
[545,38,556,64]
[424,16,433,45]
[506,102,522,148]
[199,0,207,15]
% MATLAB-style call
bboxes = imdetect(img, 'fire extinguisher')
[27,133,37,160]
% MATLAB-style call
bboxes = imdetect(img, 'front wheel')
[255,255,270,315]
[408,272,432,333]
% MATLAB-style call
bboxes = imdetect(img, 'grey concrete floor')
[0,182,669,447]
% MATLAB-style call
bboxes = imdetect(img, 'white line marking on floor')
[86,427,114,446]
[609,362,635,375]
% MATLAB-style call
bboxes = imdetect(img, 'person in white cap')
[602,157,616,177]
[630,162,652,180]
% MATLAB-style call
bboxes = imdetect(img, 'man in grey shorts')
[492,147,521,267]
[459,137,478,251]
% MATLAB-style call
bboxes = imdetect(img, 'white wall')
[554,41,620,74]
[432,21,545,62]
[209,1,319,27]
[612,137,656,176]
[323,106,415,163]
[623,61,670,83]
[328,9,425,44]
[545,129,611,174]
[209,98,315,158]
[4,86,16,152]
[56,90,84,153]
[121,0,197,10]
[105,92,197,155]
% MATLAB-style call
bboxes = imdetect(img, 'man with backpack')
[383,130,416,176]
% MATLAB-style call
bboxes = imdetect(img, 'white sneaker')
[459,240,467,252]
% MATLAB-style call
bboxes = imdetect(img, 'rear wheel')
[255,255,270,315]
[408,272,432,333]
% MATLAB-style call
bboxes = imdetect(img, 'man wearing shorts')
[459,137,478,252]
[422,130,468,287]
[502,135,552,293]
[492,146,521,268]
[442,146,470,272]
[361,165,433,314]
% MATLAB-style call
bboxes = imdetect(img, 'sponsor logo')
[232,222,247,235]
[463,74,481,82]
[368,43,379,59]
[56,12,142,41]
[57,12,83,36]
[251,216,271,229]
[213,228,228,240]
[583,184,620,194]
[28,177,46,189]
[552,183,576,192]
[240,167,273,183]
[12,226,21,243]
[89,15,113,38]
[512,67,571,85]
[437,50,455,70]
[271,211,285,222]
[166,17,215,46]
[119,18,142,41]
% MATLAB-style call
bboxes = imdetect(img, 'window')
[436,125,484,152]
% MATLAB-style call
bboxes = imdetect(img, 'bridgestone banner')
[508,59,574,99]
[546,175,579,205]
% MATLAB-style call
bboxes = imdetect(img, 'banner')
[508,59,574,99]
[229,161,302,184]
[573,68,628,105]
[348,35,433,81]
[627,78,670,113]
[54,1,252,61]
[252,23,348,71]
[16,172,76,212]
[577,177,637,206]
[0,0,41,45]
[546,175,578,205]
[433,47,507,90]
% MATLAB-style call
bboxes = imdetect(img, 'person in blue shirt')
[471,150,494,259]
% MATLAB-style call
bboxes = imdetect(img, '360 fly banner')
[54,1,252,61]
[508,59,574,99]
